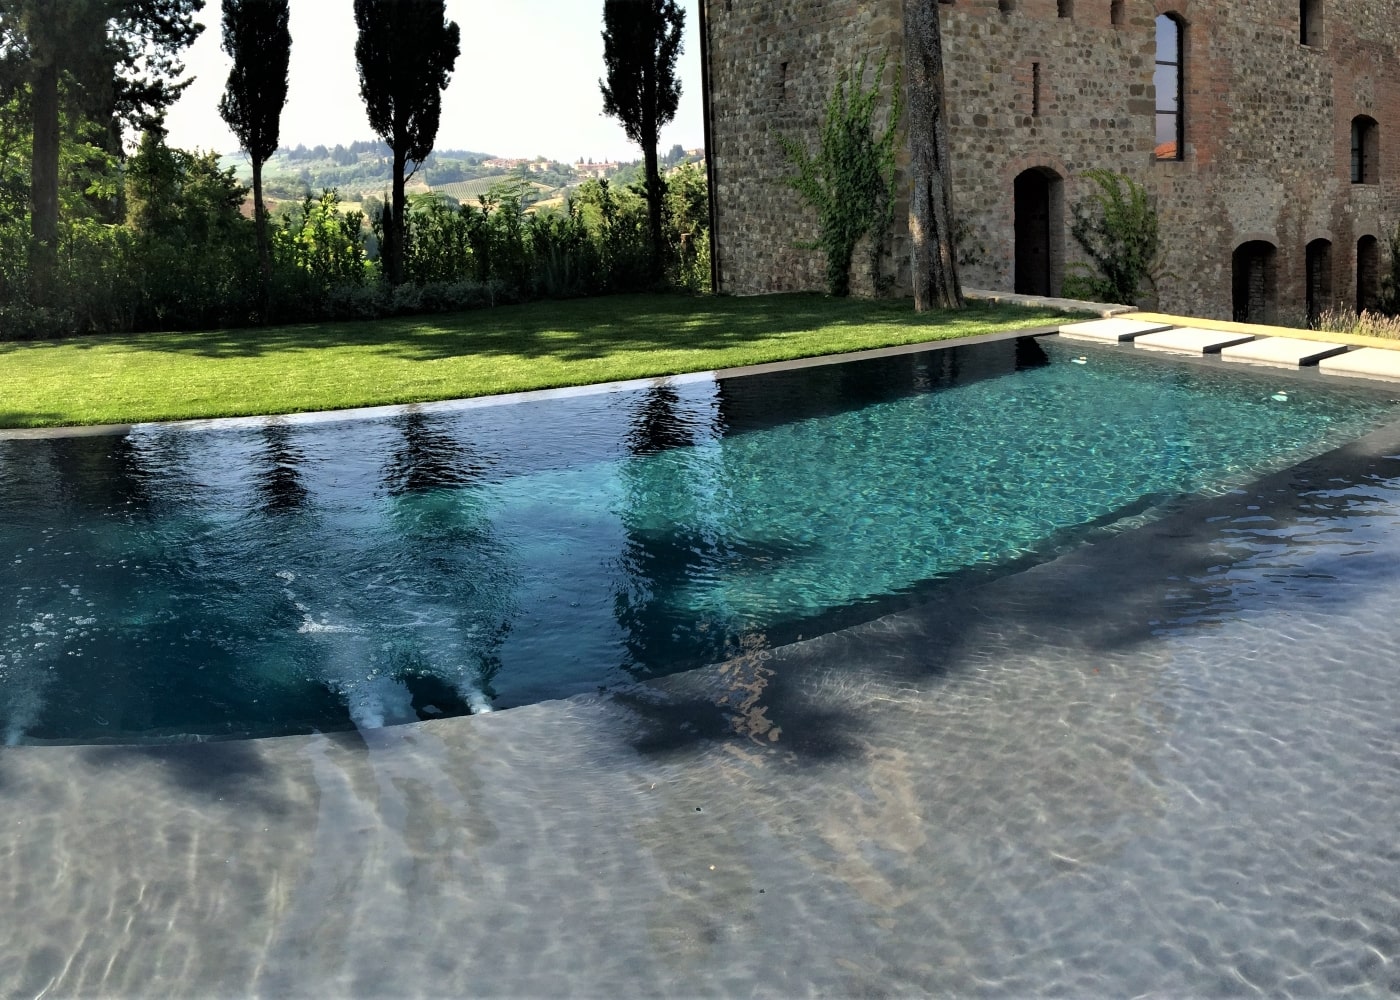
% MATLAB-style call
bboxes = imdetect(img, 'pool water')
[2,335,1396,744]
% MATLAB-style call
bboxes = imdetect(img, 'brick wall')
[705,0,1400,322]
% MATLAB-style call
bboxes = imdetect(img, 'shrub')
[1063,169,1161,306]
[778,56,901,297]
[1317,307,1400,340]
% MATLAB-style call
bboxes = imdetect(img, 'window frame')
[1155,14,1185,162]
[1351,116,1378,184]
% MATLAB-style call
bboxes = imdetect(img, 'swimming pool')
[2,334,1397,744]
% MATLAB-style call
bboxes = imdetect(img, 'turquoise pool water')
[1,335,1396,743]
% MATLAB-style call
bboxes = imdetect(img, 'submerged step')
[1058,318,1174,343]
[1220,337,1349,368]
[1134,327,1256,355]
[1318,347,1400,383]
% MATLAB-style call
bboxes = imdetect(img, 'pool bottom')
[3,415,1400,998]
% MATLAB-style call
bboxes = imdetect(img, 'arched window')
[1352,116,1379,184]
[1057,0,1073,17]
[1300,0,1324,46]
[998,0,1015,13]
[1111,1,1126,27]
[1155,15,1184,161]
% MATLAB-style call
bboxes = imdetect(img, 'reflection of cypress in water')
[625,385,697,456]
[382,410,490,495]
[374,410,510,713]
[613,385,738,676]
[28,433,159,516]
[255,423,308,515]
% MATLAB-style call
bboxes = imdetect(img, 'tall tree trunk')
[29,60,60,305]
[390,146,407,285]
[252,157,272,321]
[643,135,664,284]
[903,0,963,312]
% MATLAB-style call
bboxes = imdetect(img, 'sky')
[163,0,705,163]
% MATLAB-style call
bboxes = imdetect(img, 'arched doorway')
[1357,236,1380,314]
[1014,168,1062,296]
[1305,239,1333,327]
[1232,241,1277,324]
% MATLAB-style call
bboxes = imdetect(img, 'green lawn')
[0,293,1081,430]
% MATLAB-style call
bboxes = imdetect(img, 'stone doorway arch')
[1357,235,1380,314]
[1013,168,1063,297]
[1305,238,1333,327]
[1232,240,1277,324]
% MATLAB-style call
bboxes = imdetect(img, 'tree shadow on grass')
[0,413,67,431]
[0,294,1068,365]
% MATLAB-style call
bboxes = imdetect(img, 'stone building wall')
[705,0,904,297]
[704,0,1400,323]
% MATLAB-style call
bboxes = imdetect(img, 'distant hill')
[221,139,703,216]
[225,141,581,206]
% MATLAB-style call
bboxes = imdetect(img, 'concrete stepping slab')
[1219,337,1349,368]
[1134,327,1256,355]
[1318,347,1400,382]
[1058,318,1174,343]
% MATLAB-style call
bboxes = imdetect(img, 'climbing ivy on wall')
[1063,169,1161,306]
[778,57,902,298]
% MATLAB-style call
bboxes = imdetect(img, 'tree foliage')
[0,0,203,299]
[353,0,459,285]
[217,0,289,165]
[1064,169,1161,306]
[778,57,901,298]
[219,0,289,317]
[599,0,683,280]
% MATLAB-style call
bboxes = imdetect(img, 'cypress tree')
[353,0,460,286]
[600,0,684,283]
[218,0,290,320]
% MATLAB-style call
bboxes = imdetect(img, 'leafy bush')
[274,189,370,300]
[1317,307,1400,340]
[778,56,901,297]
[1378,222,1400,316]
[571,178,652,293]
[0,125,710,341]
[664,162,710,292]
[1062,169,1161,306]
[123,130,261,329]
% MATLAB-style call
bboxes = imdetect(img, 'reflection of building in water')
[702,1,1400,321]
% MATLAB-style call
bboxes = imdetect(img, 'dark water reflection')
[256,423,309,516]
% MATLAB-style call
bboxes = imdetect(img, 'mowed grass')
[0,293,1081,429]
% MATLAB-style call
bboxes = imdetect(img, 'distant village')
[231,141,708,215]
